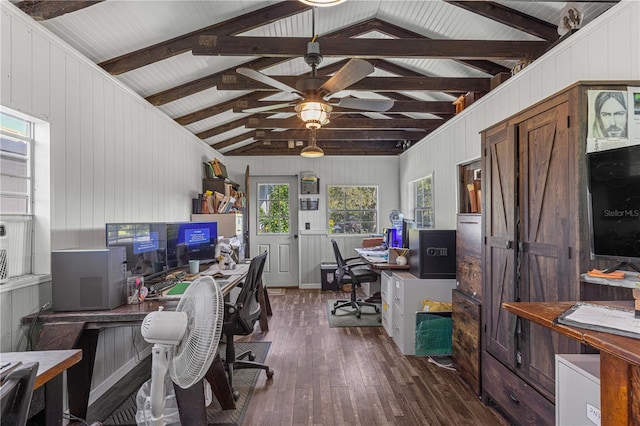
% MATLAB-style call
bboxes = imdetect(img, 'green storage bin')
[415,311,452,356]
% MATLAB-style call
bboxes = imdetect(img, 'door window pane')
[258,183,290,234]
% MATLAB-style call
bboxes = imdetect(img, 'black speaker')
[408,229,456,279]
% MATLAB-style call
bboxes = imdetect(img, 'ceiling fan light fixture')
[295,101,332,129]
[299,0,346,7]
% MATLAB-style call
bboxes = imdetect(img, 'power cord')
[25,301,51,351]
[63,412,102,425]
[428,356,456,371]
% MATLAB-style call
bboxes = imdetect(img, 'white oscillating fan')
[139,275,224,426]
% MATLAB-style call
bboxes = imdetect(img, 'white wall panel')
[1,10,11,106]
[49,46,67,250]
[92,73,106,247]
[10,18,32,112]
[32,32,50,120]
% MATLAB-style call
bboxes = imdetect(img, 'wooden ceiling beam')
[175,92,267,126]
[15,1,103,21]
[366,20,510,75]
[145,20,362,106]
[208,132,254,150]
[254,129,426,141]
[226,140,403,156]
[445,1,560,41]
[146,57,285,106]
[196,117,251,140]
[194,36,549,60]
[98,1,311,75]
[245,117,443,130]
[218,75,491,92]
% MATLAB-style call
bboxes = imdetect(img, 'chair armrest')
[344,256,361,263]
[344,262,370,269]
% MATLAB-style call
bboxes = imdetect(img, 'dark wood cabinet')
[452,289,481,396]
[453,214,482,396]
[480,81,638,424]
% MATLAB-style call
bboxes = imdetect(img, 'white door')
[250,176,299,287]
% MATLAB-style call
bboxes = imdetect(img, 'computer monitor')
[166,221,218,268]
[105,222,168,277]
[401,218,417,248]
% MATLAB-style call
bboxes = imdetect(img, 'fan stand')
[149,344,171,426]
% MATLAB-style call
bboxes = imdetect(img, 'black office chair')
[330,239,380,318]
[0,361,38,426]
[222,251,274,400]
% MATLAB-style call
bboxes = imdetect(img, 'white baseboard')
[88,346,152,405]
[299,283,321,289]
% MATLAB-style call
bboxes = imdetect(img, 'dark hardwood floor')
[239,288,509,426]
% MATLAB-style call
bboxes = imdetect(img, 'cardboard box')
[362,237,384,248]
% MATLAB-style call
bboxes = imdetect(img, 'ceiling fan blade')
[318,59,374,96]
[242,102,294,113]
[236,68,303,96]
[335,98,394,112]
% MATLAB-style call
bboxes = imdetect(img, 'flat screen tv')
[106,223,167,277]
[587,144,640,272]
[166,221,218,268]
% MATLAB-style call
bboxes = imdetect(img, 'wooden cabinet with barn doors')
[481,81,639,425]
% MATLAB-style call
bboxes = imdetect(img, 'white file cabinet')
[391,272,456,355]
[381,271,394,337]
[555,354,601,426]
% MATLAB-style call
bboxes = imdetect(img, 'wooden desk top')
[1,349,82,390]
[22,268,247,328]
[355,248,410,270]
[503,300,640,367]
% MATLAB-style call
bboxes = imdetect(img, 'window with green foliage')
[328,185,377,234]
[258,183,290,234]
[413,174,434,229]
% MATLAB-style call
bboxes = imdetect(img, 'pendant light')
[299,0,346,7]
[300,128,324,158]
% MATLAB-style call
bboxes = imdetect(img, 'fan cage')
[170,276,224,388]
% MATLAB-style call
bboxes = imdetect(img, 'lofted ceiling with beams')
[12,0,619,156]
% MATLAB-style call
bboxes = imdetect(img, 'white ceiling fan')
[237,9,393,129]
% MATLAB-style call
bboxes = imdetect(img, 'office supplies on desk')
[558,302,640,339]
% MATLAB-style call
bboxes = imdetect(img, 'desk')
[23,267,270,424]
[503,301,640,426]
[355,248,410,271]
[1,349,82,425]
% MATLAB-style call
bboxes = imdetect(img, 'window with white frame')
[328,185,378,234]
[0,109,48,282]
[1,112,32,215]
[412,174,434,229]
